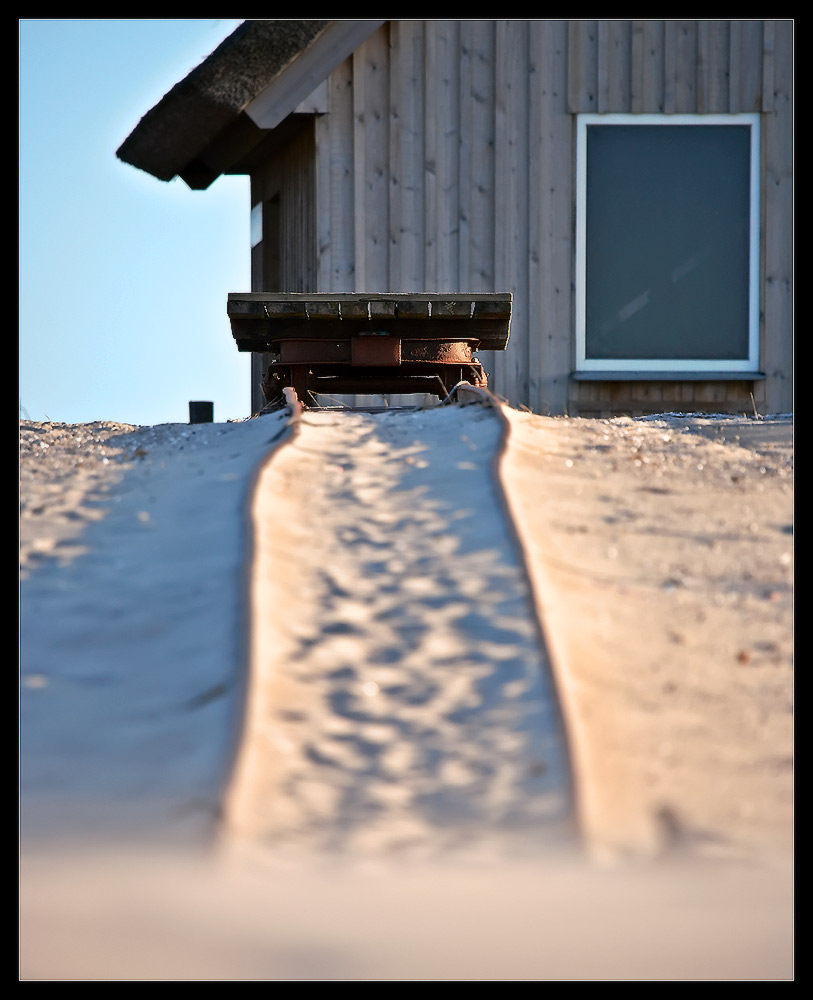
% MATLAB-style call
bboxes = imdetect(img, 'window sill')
[571,371,765,382]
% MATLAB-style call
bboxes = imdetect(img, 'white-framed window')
[575,113,761,373]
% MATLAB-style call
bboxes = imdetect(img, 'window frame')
[574,112,761,374]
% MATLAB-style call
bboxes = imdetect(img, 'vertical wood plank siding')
[307,19,791,414]
[532,20,571,414]
[352,28,390,291]
[250,124,318,412]
[762,20,794,413]
[388,21,426,291]
[697,20,730,113]
[425,20,461,295]
[252,126,317,293]
[598,20,632,113]
[631,20,665,113]
[494,20,530,403]
[459,21,496,296]
[315,58,354,290]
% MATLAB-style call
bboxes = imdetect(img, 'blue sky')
[20,19,255,426]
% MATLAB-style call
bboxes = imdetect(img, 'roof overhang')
[116,19,385,190]
[244,20,385,131]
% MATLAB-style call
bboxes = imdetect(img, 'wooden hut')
[118,19,793,416]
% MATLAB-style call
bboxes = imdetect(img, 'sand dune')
[19,401,793,980]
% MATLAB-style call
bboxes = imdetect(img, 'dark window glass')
[585,124,752,361]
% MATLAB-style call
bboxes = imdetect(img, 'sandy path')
[499,409,793,865]
[224,403,573,860]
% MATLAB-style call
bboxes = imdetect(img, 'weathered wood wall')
[250,124,318,412]
[259,20,792,415]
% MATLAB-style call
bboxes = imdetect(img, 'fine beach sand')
[19,401,793,980]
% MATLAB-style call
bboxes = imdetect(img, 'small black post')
[189,401,214,424]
